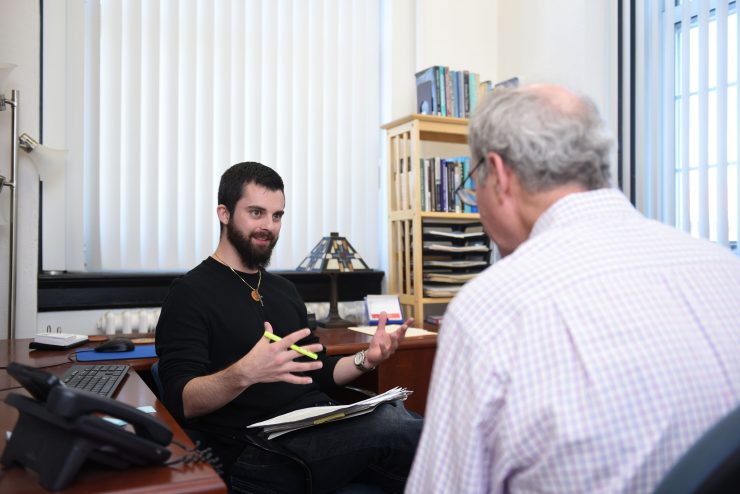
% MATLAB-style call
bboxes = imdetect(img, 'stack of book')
[414,155,477,213]
[415,66,519,118]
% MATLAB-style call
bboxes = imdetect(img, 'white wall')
[415,0,499,86]
[0,0,41,339]
[496,0,619,181]
[2,0,619,339]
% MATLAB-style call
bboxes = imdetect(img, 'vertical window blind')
[637,0,738,250]
[69,0,382,271]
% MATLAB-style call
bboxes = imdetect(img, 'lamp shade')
[18,133,67,182]
[296,232,370,272]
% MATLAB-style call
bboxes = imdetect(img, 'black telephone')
[1,362,173,491]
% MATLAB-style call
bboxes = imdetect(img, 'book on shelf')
[416,66,519,119]
[445,66,453,118]
[462,70,470,118]
[469,72,478,117]
[495,76,520,89]
[417,155,476,212]
[425,314,444,327]
[438,66,446,116]
[415,66,438,115]
[415,65,493,117]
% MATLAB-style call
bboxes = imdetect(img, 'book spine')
[438,66,446,117]
[434,157,442,212]
[419,159,426,211]
[414,67,435,115]
[463,71,470,118]
[440,159,448,212]
[452,158,465,213]
[445,67,453,118]
[462,156,471,213]
[469,72,478,114]
[457,71,465,118]
[433,66,441,115]
[424,160,434,211]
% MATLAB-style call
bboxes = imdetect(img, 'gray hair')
[468,85,613,192]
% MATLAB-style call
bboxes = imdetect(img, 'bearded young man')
[155,162,422,493]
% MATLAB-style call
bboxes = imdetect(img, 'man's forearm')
[182,365,252,418]
[332,355,366,386]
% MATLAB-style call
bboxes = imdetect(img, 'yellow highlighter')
[263,331,319,360]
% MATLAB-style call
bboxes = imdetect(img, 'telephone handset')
[1,362,173,491]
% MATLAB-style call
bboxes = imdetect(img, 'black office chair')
[653,402,740,494]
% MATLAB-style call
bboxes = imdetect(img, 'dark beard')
[226,220,278,269]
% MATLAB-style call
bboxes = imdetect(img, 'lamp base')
[318,312,354,328]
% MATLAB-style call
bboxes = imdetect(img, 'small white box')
[365,295,404,325]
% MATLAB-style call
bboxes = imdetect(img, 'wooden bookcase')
[382,114,491,325]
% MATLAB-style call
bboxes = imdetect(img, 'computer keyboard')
[61,364,130,398]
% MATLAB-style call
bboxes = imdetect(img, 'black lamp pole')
[318,272,353,328]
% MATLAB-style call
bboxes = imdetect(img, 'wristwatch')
[353,350,376,372]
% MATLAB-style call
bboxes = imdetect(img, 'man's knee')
[231,444,308,494]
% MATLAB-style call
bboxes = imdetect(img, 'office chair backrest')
[653,402,740,494]
[150,361,164,399]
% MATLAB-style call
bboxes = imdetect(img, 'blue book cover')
[438,66,446,116]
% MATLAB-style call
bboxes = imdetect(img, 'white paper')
[348,325,436,338]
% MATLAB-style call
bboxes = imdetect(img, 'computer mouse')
[94,338,135,353]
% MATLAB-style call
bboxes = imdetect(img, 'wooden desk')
[0,340,226,494]
[0,338,157,372]
[315,327,437,415]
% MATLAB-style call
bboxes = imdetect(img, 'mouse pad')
[76,344,157,362]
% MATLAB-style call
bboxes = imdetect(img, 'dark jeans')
[230,401,422,494]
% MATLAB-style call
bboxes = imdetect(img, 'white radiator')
[96,308,161,335]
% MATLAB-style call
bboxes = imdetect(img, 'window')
[44,0,382,272]
[636,0,738,250]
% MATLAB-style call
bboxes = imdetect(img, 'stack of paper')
[424,272,478,283]
[423,284,462,297]
[248,387,413,439]
[423,243,489,253]
[348,325,436,338]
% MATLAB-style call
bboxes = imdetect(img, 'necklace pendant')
[251,290,261,303]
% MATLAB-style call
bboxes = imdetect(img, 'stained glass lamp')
[297,232,370,327]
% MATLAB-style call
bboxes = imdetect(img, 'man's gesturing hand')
[234,322,323,386]
[364,312,414,369]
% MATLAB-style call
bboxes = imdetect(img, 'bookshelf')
[382,114,491,325]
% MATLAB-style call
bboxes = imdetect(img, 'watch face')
[354,351,364,366]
